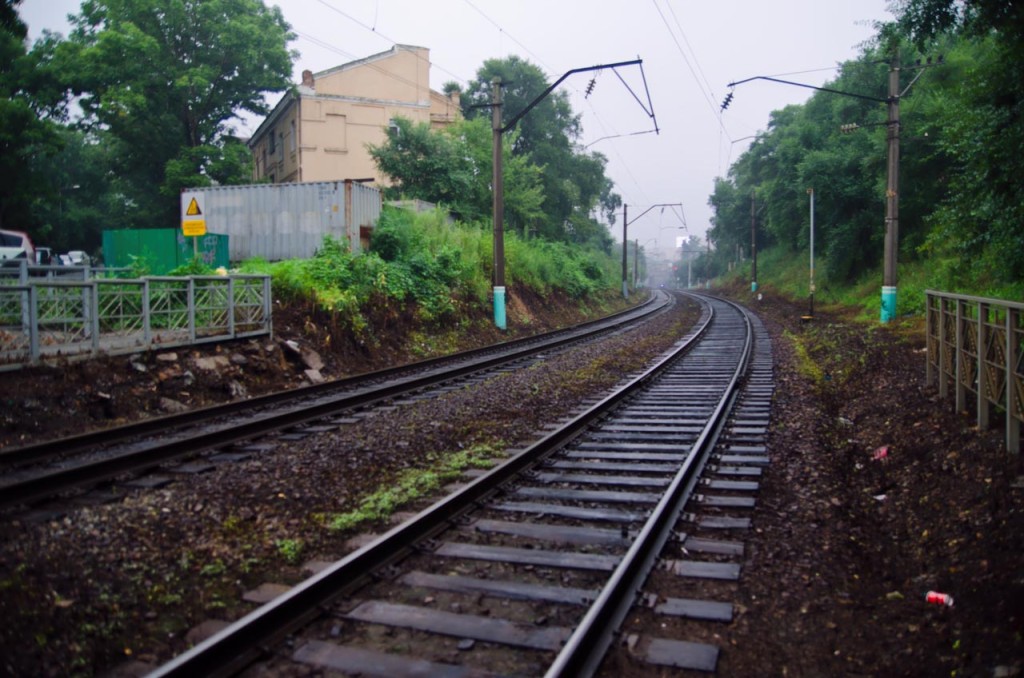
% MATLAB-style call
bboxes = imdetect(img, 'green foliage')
[241,207,621,336]
[451,116,546,231]
[369,116,546,230]
[730,241,1022,323]
[505,237,609,298]
[328,443,501,532]
[710,8,1024,298]
[41,0,296,231]
[165,256,216,277]
[274,538,302,565]
[368,117,476,220]
[459,56,620,246]
[0,0,63,231]
[199,560,226,577]
[28,126,128,252]
[125,253,152,278]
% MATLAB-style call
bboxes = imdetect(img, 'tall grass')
[725,244,1023,322]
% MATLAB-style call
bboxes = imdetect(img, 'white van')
[0,229,35,263]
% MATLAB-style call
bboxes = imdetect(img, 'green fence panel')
[177,232,229,270]
[103,229,229,274]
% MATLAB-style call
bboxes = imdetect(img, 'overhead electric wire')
[311,0,468,85]
[461,0,555,76]
[764,65,844,78]
[650,0,726,135]
[294,30,465,96]
[665,1,717,108]
[312,0,656,218]
[452,0,654,210]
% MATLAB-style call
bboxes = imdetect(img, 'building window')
[268,127,276,155]
[290,120,297,153]
[388,118,400,137]
[278,132,284,156]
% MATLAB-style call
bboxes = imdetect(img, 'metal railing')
[926,290,1023,454]
[0,259,131,283]
[0,275,272,370]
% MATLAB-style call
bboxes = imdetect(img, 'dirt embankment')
[0,287,629,450]
[716,283,1023,677]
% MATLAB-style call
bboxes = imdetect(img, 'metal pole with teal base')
[751,281,758,292]
[881,286,897,323]
[494,286,506,330]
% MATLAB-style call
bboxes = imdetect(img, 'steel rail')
[0,295,670,509]
[0,292,662,470]
[546,293,754,677]
[147,295,719,678]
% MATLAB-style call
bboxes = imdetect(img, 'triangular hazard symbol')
[186,197,202,216]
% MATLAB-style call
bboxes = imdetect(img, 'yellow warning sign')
[182,219,206,237]
[181,191,207,237]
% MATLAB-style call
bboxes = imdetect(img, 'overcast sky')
[19,0,893,253]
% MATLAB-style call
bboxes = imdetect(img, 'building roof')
[312,44,429,80]
[246,44,438,150]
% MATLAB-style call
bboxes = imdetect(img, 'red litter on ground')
[925,591,954,608]
[872,445,891,461]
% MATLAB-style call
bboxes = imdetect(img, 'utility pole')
[882,56,900,323]
[724,57,938,324]
[633,238,639,288]
[489,58,653,322]
[491,77,506,330]
[621,202,683,299]
[622,204,629,299]
[750,190,757,292]
[807,188,815,318]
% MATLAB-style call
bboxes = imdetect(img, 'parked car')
[0,229,35,263]
[65,250,90,266]
[35,247,54,265]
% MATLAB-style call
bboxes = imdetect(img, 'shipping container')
[182,181,381,262]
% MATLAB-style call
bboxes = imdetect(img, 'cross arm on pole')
[726,75,889,104]
[627,202,682,227]
[502,59,648,133]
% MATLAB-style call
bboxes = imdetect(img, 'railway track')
[0,292,669,512]
[149,293,772,677]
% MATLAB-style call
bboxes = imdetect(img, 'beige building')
[248,45,461,186]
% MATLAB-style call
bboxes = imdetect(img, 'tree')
[460,55,580,157]
[369,116,475,218]
[368,116,545,229]
[48,0,295,231]
[893,0,1024,284]
[460,56,620,245]
[28,126,127,253]
[0,0,63,231]
[450,116,545,231]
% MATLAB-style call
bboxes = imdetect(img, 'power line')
[461,0,555,77]
[453,0,652,209]
[764,65,843,79]
[311,0,468,85]
[294,31,462,95]
[664,1,717,105]
[586,110,654,206]
[649,0,726,134]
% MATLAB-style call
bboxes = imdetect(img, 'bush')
[237,208,622,335]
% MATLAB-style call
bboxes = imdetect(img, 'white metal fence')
[0,274,272,370]
[926,290,1023,454]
